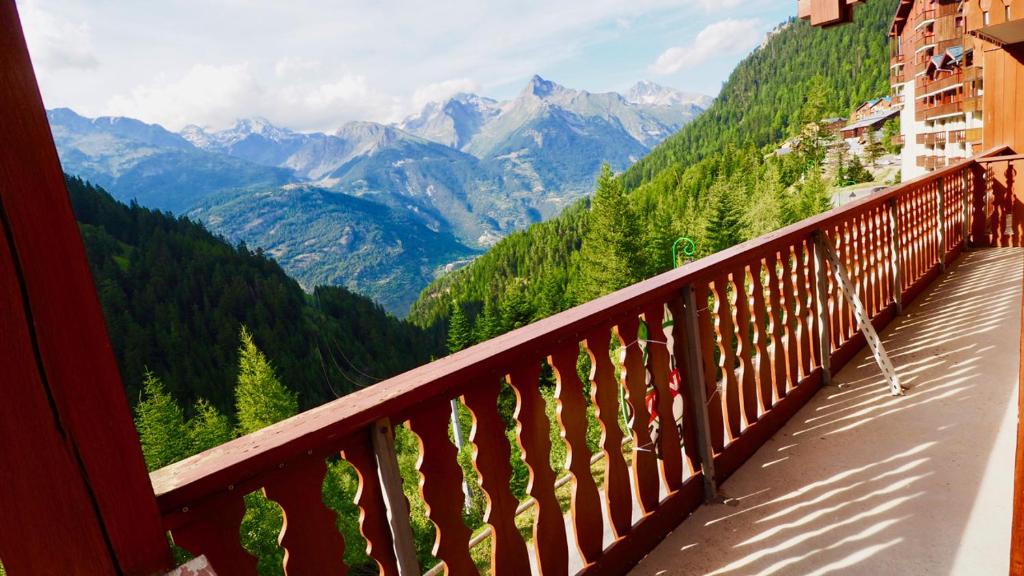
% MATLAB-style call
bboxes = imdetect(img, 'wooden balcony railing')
[917,132,949,146]
[917,99,965,121]
[917,71,964,94]
[147,150,1013,576]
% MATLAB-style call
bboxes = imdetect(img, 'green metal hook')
[671,237,697,268]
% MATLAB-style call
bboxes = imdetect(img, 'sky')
[18,0,795,133]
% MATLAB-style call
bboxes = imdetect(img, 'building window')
[984,11,990,25]
[1006,6,1012,21]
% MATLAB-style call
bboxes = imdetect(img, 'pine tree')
[743,163,785,240]
[134,371,189,470]
[643,207,677,276]
[883,117,902,155]
[188,399,235,454]
[846,154,874,183]
[235,326,298,435]
[865,129,886,166]
[473,300,501,343]
[446,301,472,354]
[705,177,745,253]
[790,167,834,223]
[574,164,645,302]
[500,282,534,331]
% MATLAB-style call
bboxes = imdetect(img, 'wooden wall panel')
[0,215,118,574]
[983,44,1024,153]
[0,1,172,573]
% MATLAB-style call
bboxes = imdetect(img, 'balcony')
[917,132,948,146]
[916,98,965,122]
[6,1,1024,573]
[917,71,964,94]
[135,152,1022,575]
[4,62,1024,576]
[949,129,968,143]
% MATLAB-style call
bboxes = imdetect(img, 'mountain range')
[47,77,709,314]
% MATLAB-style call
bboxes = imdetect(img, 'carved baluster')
[826,228,842,350]
[780,248,800,391]
[843,220,857,339]
[550,343,603,565]
[407,401,478,576]
[262,457,347,575]
[872,207,887,309]
[749,260,773,415]
[461,380,531,576]
[666,296,702,474]
[509,362,569,576]
[802,239,820,371]
[793,242,813,379]
[340,434,401,576]
[584,329,632,538]
[615,315,661,514]
[711,276,741,442]
[171,492,259,576]
[863,213,877,317]
[696,283,726,452]
[730,268,757,428]
[644,304,683,492]
[766,252,789,402]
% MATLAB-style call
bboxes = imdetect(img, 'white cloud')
[106,63,259,130]
[695,0,744,10]
[105,64,403,132]
[274,57,320,78]
[19,0,98,70]
[412,78,481,109]
[650,18,763,75]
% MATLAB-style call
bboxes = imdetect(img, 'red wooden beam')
[1012,172,1024,576]
[0,1,172,573]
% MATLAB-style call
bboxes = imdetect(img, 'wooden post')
[0,2,172,573]
[812,232,833,385]
[936,176,947,271]
[680,285,718,501]
[888,199,904,314]
[372,418,422,576]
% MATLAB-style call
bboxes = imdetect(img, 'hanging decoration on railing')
[672,237,697,269]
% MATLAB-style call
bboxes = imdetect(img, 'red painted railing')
[149,149,1015,575]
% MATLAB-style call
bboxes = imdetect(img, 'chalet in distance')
[3,1,1024,575]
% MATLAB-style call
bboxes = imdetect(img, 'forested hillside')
[408,0,897,334]
[69,176,443,414]
[622,5,893,190]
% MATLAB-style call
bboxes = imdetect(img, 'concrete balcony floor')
[630,248,1022,576]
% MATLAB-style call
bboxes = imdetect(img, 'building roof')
[840,108,901,133]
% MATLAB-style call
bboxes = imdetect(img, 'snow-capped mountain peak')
[627,81,714,109]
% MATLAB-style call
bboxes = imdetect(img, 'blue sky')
[18,0,795,132]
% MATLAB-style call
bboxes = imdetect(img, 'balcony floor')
[630,248,1022,576]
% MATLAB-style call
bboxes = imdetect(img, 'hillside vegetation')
[408,0,897,336]
[70,176,443,415]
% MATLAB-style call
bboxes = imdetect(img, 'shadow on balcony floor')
[629,247,1022,576]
